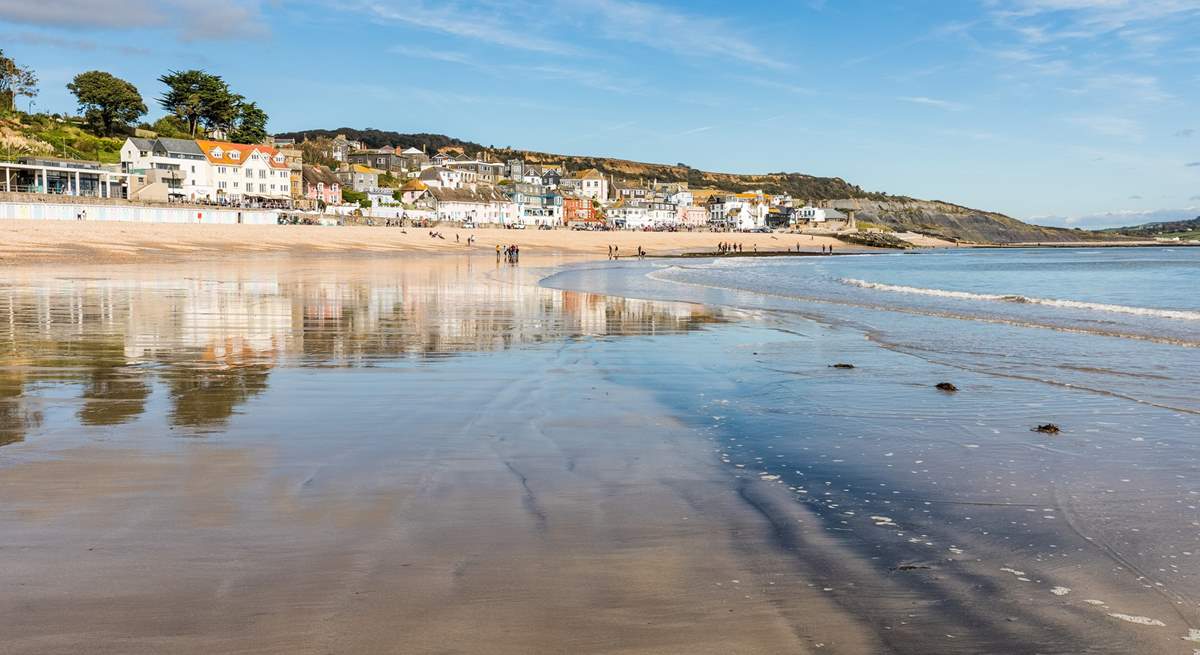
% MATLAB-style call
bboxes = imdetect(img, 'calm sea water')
[545,247,1200,652]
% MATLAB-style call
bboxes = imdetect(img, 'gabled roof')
[351,164,384,175]
[196,139,288,169]
[574,168,604,180]
[401,147,425,155]
[400,179,428,192]
[128,137,154,151]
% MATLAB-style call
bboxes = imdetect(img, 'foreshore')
[0,219,878,266]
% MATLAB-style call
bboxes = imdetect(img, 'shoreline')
[0,219,878,267]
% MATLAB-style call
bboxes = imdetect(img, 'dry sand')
[0,218,883,266]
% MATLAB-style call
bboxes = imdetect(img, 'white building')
[563,168,608,202]
[120,137,211,201]
[417,166,463,190]
[414,187,516,224]
[121,137,292,205]
[795,206,847,224]
[708,194,769,230]
[197,140,292,205]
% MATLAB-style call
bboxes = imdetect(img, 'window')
[259,170,266,179]
[210,147,223,158]
[246,169,253,178]
[229,151,240,160]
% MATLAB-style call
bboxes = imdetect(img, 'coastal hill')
[276,127,1102,244]
[1101,216,1200,240]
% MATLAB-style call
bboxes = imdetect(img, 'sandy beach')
[0,219,892,266]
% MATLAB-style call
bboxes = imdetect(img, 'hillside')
[0,114,124,164]
[278,127,1104,243]
[1101,216,1200,240]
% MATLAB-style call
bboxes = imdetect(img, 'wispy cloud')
[0,0,267,40]
[576,0,784,69]
[1054,206,1200,228]
[1177,128,1196,138]
[899,96,968,111]
[1186,162,1200,168]
[1070,115,1143,140]
[364,1,574,55]
[676,125,715,137]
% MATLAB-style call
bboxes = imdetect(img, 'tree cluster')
[156,70,268,142]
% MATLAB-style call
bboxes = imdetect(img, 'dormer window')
[229,151,240,160]
[274,154,285,163]
[211,147,223,158]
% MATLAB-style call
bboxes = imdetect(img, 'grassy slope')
[0,114,124,164]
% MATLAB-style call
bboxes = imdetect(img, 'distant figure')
[608,245,613,260]
[829,245,834,255]
[456,234,460,243]
[496,244,502,261]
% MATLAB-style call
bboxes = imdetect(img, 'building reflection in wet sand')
[0,259,722,440]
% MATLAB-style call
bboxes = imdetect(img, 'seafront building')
[120,137,292,206]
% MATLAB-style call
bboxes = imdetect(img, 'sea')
[545,246,1200,651]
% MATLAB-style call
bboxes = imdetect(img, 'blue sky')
[1,0,1198,227]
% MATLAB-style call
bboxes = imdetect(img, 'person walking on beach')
[608,245,613,260]
[496,244,502,261]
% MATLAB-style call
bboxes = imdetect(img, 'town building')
[411,186,516,225]
[562,168,608,201]
[417,166,463,190]
[329,134,362,162]
[0,156,128,198]
[196,139,293,207]
[337,164,384,192]
[562,195,600,227]
[120,137,210,201]
[302,165,341,206]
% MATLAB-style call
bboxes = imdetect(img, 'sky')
[1,0,1198,228]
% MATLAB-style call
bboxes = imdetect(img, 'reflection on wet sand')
[0,257,721,439]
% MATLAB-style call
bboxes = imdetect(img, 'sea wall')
[0,199,279,225]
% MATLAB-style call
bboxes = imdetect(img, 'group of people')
[498,244,521,263]
[607,245,646,260]
[718,242,743,254]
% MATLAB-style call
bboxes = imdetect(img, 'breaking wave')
[840,278,1200,321]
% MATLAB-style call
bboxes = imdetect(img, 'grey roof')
[155,137,203,155]
[128,137,153,150]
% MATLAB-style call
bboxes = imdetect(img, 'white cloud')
[363,1,574,55]
[0,0,266,40]
[898,96,968,111]
[676,125,715,136]
[574,0,783,69]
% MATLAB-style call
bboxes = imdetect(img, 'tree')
[145,115,191,139]
[66,71,147,136]
[0,49,38,113]
[156,69,236,137]
[228,99,268,144]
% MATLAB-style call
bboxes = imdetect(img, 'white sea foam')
[840,278,1200,321]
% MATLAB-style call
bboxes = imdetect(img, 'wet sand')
[0,256,882,654]
[0,219,876,267]
[2,254,1193,653]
